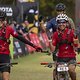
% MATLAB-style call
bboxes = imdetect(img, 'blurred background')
[0,1,80,80]
[0,0,80,58]
[0,0,76,24]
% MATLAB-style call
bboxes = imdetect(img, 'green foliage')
[0,0,75,21]
[39,0,75,21]
[0,0,15,4]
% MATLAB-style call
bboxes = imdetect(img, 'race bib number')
[57,66,69,72]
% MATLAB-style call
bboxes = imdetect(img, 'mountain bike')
[41,62,80,80]
[0,62,18,80]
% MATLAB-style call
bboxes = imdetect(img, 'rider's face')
[58,22,67,30]
[57,11,65,15]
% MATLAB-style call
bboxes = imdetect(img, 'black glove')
[52,50,58,61]
[34,46,42,52]
[77,48,80,54]
[46,51,52,56]
[47,63,52,68]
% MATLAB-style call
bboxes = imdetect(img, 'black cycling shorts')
[0,54,11,73]
[57,57,76,64]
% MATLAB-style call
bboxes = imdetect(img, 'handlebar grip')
[11,62,18,65]
[41,50,49,53]
[0,62,18,66]
[77,62,80,64]
[40,62,49,65]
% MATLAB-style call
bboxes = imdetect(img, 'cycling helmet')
[56,14,68,23]
[0,10,6,21]
[56,3,66,11]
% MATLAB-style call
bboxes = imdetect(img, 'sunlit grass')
[10,53,80,80]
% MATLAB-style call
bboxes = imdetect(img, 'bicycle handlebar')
[40,62,54,65]
[41,50,49,53]
[0,62,18,66]
[40,62,80,65]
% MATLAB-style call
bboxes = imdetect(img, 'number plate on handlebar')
[57,66,69,72]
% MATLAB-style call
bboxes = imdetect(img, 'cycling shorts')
[0,54,11,73]
[57,57,76,65]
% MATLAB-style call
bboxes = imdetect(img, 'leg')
[2,72,10,80]
[68,64,76,80]
[53,61,57,80]
[0,54,11,80]
[53,69,56,80]
[0,72,2,80]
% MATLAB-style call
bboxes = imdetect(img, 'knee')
[69,65,76,72]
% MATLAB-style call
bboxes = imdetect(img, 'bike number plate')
[57,66,69,72]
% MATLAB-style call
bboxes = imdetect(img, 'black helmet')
[0,10,6,21]
[55,3,66,11]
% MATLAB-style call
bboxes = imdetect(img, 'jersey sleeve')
[46,18,57,32]
[6,26,18,39]
[71,30,78,47]
[46,20,53,29]
[68,17,75,30]
[52,32,57,46]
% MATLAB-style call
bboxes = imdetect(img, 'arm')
[46,20,53,30]
[39,21,46,32]
[8,26,42,51]
[51,32,57,52]
[68,17,75,30]
[15,34,36,48]
[15,34,42,51]
[72,30,79,47]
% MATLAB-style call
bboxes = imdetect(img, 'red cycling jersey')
[52,28,78,58]
[0,25,18,54]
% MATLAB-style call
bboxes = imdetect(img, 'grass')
[10,52,80,80]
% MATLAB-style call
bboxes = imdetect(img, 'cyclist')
[0,10,42,80]
[52,13,79,80]
[45,3,76,61]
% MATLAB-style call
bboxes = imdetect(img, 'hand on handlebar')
[47,63,52,68]
[34,46,42,52]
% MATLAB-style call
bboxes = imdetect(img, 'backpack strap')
[0,27,10,44]
[57,29,72,46]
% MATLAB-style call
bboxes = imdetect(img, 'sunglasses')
[58,21,66,25]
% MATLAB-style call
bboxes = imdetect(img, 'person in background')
[0,10,42,80]
[47,3,75,33]
[28,11,39,34]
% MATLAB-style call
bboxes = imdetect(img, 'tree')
[0,0,16,5]
[39,0,75,21]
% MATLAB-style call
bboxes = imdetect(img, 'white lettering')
[0,7,13,16]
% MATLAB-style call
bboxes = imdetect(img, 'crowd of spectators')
[8,13,52,58]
